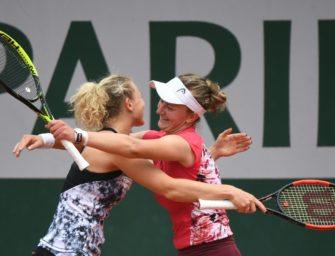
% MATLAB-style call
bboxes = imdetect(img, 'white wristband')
[74,128,88,146]
[38,133,55,148]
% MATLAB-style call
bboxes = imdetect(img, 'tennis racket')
[0,31,89,170]
[199,179,335,230]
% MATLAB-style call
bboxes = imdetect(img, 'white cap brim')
[149,77,206,116]
[150,78,185,105]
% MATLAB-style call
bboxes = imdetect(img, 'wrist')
[38,133,55,148]
[221,184,235,200]
[74,128,88,145]
[208,146,219,160]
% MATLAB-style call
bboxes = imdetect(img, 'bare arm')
[113,156,266,213]
[45,120,252,164]
[47,120,195,167]
[12,134,83,157]
[130,130,148,139]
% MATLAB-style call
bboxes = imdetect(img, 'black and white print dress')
[37,162,132,256]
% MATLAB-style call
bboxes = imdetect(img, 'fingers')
[238,198,267,214]
[231,133,252,144]
[237,140,252,153]
[236,200,257,214]
[255,199,267,213]
[46,120,65,135]
[149,81,156,89]
[211,129,253,158]
[47,120,75,142]
[238,199,267,214]
[12,135,42,157]
[232,133,252,151]
[231,188,260,214]
[12,143,22,157]
[219,128,233,138]
[12,138,29,157]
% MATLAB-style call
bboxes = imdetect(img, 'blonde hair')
[70,75,134,131]
[178,73,227,113]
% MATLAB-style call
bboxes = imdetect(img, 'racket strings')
[278,184,335,226]
[0,41,38,101]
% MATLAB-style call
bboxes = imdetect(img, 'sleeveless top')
[38,128,133,256]
[143,127,233,250]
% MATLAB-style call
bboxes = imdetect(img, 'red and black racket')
[199,179,335,230]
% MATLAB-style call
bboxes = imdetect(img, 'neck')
[105,117,133,135]
[100,127,118,133]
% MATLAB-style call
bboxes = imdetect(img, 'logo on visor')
[176,88,186,94]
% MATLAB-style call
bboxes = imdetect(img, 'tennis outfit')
[143,127,240,256]
[33,129,132,256]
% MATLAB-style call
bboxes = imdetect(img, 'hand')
[209,128,252,160]
[46,120,75,143]
[228,185,267,214]
[12,134,44,157]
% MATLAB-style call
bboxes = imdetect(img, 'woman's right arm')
[113,156,266,213]
[47,120,195,167]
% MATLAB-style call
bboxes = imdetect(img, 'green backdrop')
[0,179,334,255]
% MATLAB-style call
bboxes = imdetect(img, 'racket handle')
[61,140,89,171]
[198,199,236,210]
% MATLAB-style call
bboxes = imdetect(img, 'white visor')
[150,77,206,116]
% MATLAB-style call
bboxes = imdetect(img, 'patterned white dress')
[37,162,132,256]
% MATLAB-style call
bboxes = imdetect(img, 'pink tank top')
[143,127,233,250]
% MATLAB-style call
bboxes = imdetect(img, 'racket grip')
[60,140,89,170]
[198,199,236,210]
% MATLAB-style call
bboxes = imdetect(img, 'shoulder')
[143,130,166,139]
[178,127,203,144]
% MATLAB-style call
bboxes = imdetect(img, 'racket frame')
[199,179,335,231]
[0,31,89,170]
